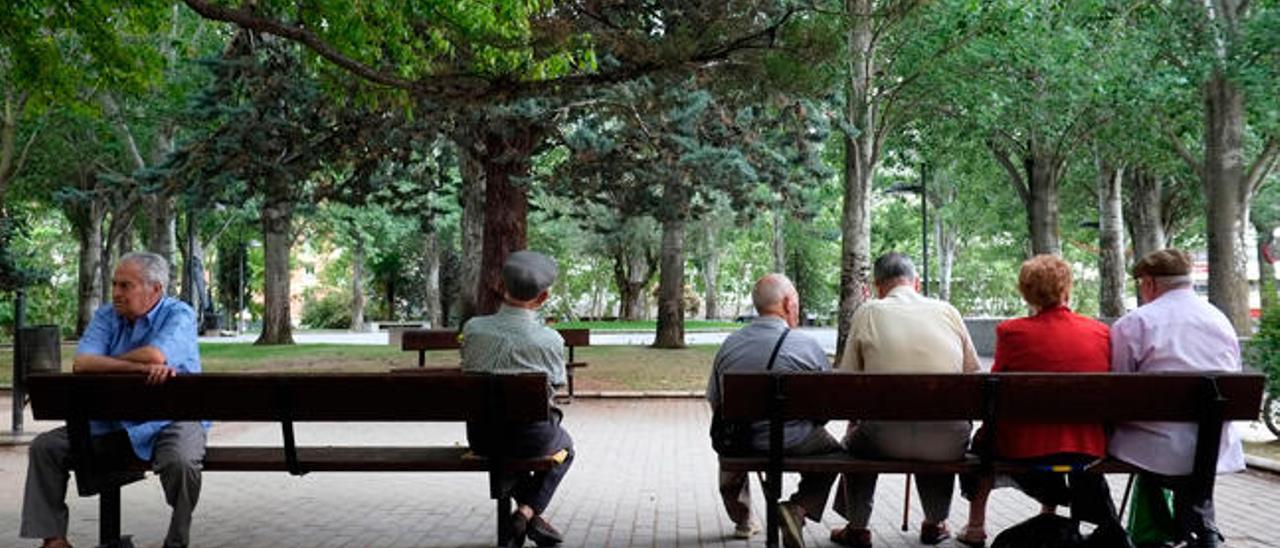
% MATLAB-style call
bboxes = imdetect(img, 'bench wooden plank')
[25,373,550,422]
[718,453,1142,475]
[720,372,1265,422]
[201,446,561,472]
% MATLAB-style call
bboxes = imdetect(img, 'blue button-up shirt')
[77,296,203,461]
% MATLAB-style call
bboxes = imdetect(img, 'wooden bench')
[26,372,563,548]
[718,371,1266,548]
[402,328,591,402]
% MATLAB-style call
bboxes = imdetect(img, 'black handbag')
[710,328,790,455]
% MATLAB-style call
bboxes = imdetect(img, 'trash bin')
[19,324,61,376]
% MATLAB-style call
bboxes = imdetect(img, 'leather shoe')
[920,522,951,545]
[527,515,564,546]
[508,511,529,548]
[830,526,872,548]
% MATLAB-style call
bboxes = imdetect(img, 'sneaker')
[733,519,762,539]
[919,521,951,545]
[778,501,807,548]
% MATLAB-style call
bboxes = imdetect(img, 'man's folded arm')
[73,345,168,374]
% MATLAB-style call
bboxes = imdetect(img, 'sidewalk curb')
[568,390,706,399]
[1245,455,1280,475]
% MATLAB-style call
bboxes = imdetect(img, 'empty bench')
[26,371,564,548]
[402,328,591,401]
[718,371,1266,548]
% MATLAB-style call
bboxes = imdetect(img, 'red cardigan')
[991,306,1109,459]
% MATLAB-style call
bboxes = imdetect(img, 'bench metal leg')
[495,495,512,547]
[566,371,575,404]
[96,486,134,548]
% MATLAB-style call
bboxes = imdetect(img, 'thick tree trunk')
[350,232,365,332]
[0,89,31,212]
[1097,158,1126,318]
[256,180,294,345]
[1203,72,1251,334]
[476,126,536,316]
[421,226,442,328]
[836,0,877,363]
[654,215,686,348]
[144,195,178,294]
[457,147,485,324]
[1027,153,1062,256]
[179,208,206,323]
[1126,167,1167,260]
[612,240,655,321]
[772,206,786,275]
[72,201,106,337]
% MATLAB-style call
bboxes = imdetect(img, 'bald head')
[753,273,800,327]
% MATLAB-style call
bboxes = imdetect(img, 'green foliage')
[1249,306,1280,395]
[300,287,352,329]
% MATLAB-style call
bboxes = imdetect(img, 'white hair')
[1152,274,1192,290]
[752,274,796,312]
[119,251,170,292]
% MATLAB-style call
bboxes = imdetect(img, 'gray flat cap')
[503,251,558,301]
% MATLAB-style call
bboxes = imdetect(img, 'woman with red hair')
[957,255,1131,547]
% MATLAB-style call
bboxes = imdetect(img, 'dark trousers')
[1132,472,1219,546]
[467,409,574,515]
[961,453,1123,530]
[718,426,841,526]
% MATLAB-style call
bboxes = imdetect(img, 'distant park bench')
[401,328,591,402]
[26,371,563,548]
[717,371,1266,548]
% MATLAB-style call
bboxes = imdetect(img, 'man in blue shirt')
[21,252,206,548]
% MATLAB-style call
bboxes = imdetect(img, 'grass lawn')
[551,319,740,331]
[1245,440,1280,462]
[0,342,718,392]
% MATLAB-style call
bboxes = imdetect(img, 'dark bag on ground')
[991,514,1085,548]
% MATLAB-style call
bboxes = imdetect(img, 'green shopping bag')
[1127,475,1177,545]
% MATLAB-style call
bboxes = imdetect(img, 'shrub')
[1247,305,1280,396]
[301,288,353,329]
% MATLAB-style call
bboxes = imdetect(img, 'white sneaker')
[734,518,762,539]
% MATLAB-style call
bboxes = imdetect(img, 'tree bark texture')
[1097,158,1126,318]
[836,0,877,363]
[654,215,686,348]
[476,124,536,316]
[457,145,485,324]
[702,233,721,320]
[421,225,442,329]
[613,246,654,321]
[144,194,178,294]
[990,140,1064,257]
[349,232,365,332]
[936,212,957,303]
[0,89,32,213]
[70,196,106,337]
[1203,71,1251,334]
[1125,167,1168,261]
[256,179,294,344]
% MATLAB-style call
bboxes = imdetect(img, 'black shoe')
[527,515,564,546]
[1086,523,1136,548]
[508,511,529,548]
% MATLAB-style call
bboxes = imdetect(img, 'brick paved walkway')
[2,398,1278,547]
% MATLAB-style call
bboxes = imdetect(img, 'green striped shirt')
[460,305,566,392]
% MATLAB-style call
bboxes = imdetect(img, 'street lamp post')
[887,165,929,296]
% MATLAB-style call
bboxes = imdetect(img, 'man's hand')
[143,363,178,385]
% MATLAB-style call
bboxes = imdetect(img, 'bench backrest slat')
[720,372,1264,422]
[26,373,549,422]
[402,328,589,352]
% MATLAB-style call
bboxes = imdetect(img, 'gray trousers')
[21,422,206,548]
[719,426,842,526]
[835,420,971,528]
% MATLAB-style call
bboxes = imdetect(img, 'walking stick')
[1118,473,1136,521]
[902,473,912,531]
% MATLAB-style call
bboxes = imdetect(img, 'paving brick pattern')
[1,398,1278,547]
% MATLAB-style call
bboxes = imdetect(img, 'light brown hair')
[1132,248,1192,278]
[1018,254,1073,310]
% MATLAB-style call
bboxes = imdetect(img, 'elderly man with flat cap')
[461,250,574,548]
[1110,248,1245,548]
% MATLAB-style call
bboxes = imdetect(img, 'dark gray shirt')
[706,316,831,449]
